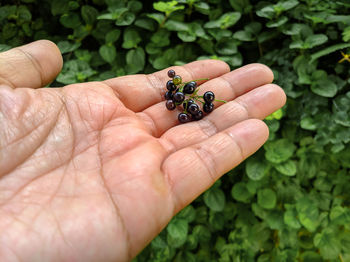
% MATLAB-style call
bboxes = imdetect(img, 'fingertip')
[228,119,269,158]
[243,63,274,83]
[19,40,63,85]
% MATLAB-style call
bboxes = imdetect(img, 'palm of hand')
[0,41,285,262]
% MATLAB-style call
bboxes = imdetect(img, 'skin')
[0,40,286,262]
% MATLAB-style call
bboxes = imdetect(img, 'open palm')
[0,41,286,262]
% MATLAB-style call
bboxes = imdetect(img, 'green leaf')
[229,0,252,14]
[330,206,350,225]
[0,44,11,52]
[300,117,317,130]
[193,225,211,244]
[17,5,32,23]
[99,44,116,63]
[115,11,135,26]
[265,108,283,120]
[134,18,156,31]
[164,20,190,31]
[127,1,143,12]
[60,13,81,28]
[166,218,188,248]
[245,157,268,181]
[231,182,253,203]
[177,31,196,42]
[105,29,121,44]
[177,205,196,223]
[311,78,338,98]
[216,41,238,55]
[204,12,241,29]
[296,197,319,232]
[233,30,254,41]
[300,251,322,262]
[51,0,70,15]
[314,228,341,259]
[279,0,299,11]
[126,47,145,74]
[203,188,226,212]
[310,43,350,63]
[81,5,98,24]
[194,2,210,15]
[266,16,288,28]
[265,139,296,163]
[57,41,81,54]
[146,13,165,24]
[274,160,297,176]
[305,34,328,48]
[122,28,141,49]
[257,188,277,209]
[284,205,301,229]
[153,1,184,16]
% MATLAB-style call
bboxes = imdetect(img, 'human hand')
[0,40,286,262]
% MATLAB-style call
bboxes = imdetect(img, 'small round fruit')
[166,80,176,91]
[167,69,176,78]
[178,113,191,123]
[173,91,185,103]
[188,103,200,115]
[166,100,176,110]
[164,91,173,100]
[173,75,182,85]
[193,110,204,120]
[183,81,197,94]
[183,99,194,110]
[203,103,214,113]
[203,91,215,103]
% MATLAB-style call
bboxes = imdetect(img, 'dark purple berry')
[178,113,191,123]
[167,69,176,78]
[188,103,200,115]
[183,81,197,94]
[166,100,176,111]
[164,91,173,100]
[193,110,204,120]
[203,91,215,103]
[173,75,182,85]
[203,103,214,113]
[182,99,194,110]
[173,91,185,103]
[166,80,176,91]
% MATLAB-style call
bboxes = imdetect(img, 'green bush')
[1,0,350,261]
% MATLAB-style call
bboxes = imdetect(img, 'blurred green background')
[1,0,350,261]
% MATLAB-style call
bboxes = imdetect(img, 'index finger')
[103,59,230,112]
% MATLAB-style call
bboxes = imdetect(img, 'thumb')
[0,40,63,88]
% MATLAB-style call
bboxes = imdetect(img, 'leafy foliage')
[1,0,350,261]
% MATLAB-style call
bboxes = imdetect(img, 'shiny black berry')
[203,103,214,113]
[166,100,176,111]
[166,80,176,91]
[173,75,182,85]
[188,103,200,115]
[203,91,215,103]
[164,91,173,100]
[178,113,191,123]
[168,69,176,78]
[183,99,194,110]
[183,81,197,94]
[173,91,185,103]
[193,110,204,120]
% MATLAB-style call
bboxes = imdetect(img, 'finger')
[140,64,274,136]
[160,83,286,151]
[0,40,63,88]
[103,59,230,112]
[163,119,269,212]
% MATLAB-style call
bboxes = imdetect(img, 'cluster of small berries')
[164,69,218,123]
